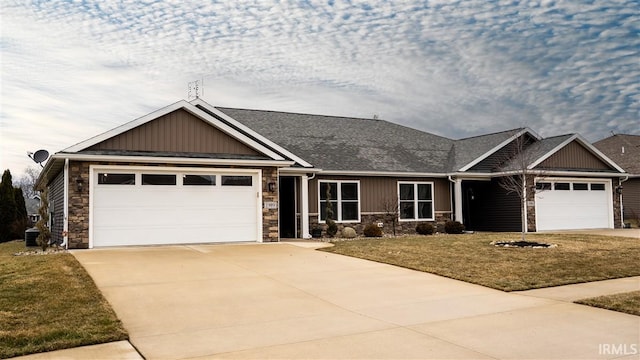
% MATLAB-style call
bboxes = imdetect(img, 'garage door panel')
[536,180,611,231]
[92,170,260,247]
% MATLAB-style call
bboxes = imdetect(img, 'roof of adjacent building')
[594,134,640,174]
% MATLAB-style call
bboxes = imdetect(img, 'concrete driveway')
[73,243,639,360]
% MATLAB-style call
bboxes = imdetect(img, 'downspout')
[61,158,69,249]
[447,176,455,222]
[618,176,629,228]
[522,174,528,237]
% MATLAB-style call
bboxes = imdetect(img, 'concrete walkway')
[12,341,141,360]
[515,276,640,302]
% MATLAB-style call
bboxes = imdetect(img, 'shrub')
[342,227,357,238]
[326,219,338,237]
[363,223,383,237]
[444,220,465,234]
[415,223,435,235]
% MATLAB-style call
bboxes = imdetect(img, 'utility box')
[25,228,39,247]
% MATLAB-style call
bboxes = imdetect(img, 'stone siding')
[261,167,279,242]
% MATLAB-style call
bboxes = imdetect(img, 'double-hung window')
[398,182,434,221]
[319,180,360,222]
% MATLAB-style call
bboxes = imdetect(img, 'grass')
[321,232,640,292]
[0,240,127,359]
[576,291,640,316]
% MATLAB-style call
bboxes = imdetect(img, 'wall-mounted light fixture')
[76,177,84,192]
[268,182,276,192]
[615,185,623,194]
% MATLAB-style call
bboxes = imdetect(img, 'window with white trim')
[319,180,360,222]
[398,182,434,221]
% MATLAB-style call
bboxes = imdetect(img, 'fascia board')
[490,169,627,177]
[317,170,447,177]
[191,98,314,168]
[527,134,625,173]
[458,128,538,172]
[51,153,295,168]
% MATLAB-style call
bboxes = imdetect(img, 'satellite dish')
[28,149,49,167]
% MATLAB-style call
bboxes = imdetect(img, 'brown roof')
[594,134,640,174]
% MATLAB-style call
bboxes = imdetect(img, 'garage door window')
[142,174,176,185]
[591,183,605,191]
[221,176,252,186]
[554,182,570,191]
[98,173,135,185]
[183,174,216,186]
[573,183,588,191]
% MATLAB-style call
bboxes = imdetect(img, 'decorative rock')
[342,227,357,239]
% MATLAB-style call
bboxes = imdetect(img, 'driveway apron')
[72,243,639,360]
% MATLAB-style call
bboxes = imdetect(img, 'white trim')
[317,179,361,223]
[62,158,69,249]
[528,134,625,173]
[191,98,314,168]
[458,128,540,172]
[88,165,263,248]
[301,174,311,238]
[397,181,435,222]
[52,153,293,168]
[454,178,463,223]
[319,170,447,177]
[64,100,286,161]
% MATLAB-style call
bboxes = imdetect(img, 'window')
[142,174,176,185]
[535,182,551,191]
[573,183,588,191]
[591,183,605,191]
[183,174,216,186]
[554,182,570,191]
[98,173,135,185]
[319,181,360,222]
[221,176,252,186]
[398,182,434,221]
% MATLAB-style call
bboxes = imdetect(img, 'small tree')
[381,197,399,236]
[0,170,17,242]
[496,134,540,241]
[324,185,338,237]
[36,187,51,251]
[16,166,41,199]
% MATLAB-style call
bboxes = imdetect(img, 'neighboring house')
[25,194,41,224]
[37,99,627,249]
[594,134,640,225]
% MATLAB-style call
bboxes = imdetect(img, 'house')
[36,99,627,249]
[594,134,640,226]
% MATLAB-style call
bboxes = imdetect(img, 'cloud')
[1,0,638,176]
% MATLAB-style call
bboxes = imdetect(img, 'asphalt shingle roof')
[594,134,640,174]
[216,108,455,173]
[449,128,525,171]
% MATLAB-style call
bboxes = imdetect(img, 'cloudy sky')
[1,0,639,176]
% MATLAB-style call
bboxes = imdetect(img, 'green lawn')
[576,291,640,316]
[321,233,640,292]
[0,241,127,359]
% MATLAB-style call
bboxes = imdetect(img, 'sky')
[1,0,639,177]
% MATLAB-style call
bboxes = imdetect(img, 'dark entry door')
[279,176,296,238]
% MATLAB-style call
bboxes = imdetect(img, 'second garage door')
[535,179,612,231]
[91,168,261,247]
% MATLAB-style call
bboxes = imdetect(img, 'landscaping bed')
[0,240,127,359]
[320,233,640,292]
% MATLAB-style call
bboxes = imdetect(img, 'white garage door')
[535,179,612,231]
[91,168,260,247]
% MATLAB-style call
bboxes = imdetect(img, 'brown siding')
[308,175,451,213]
[87,109,260,155]
[536,141,612,170]
[622,179,640,221]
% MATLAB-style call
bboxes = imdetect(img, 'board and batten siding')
[308,176,451,214]
[536,141,612,170]
[87,109,260,155]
